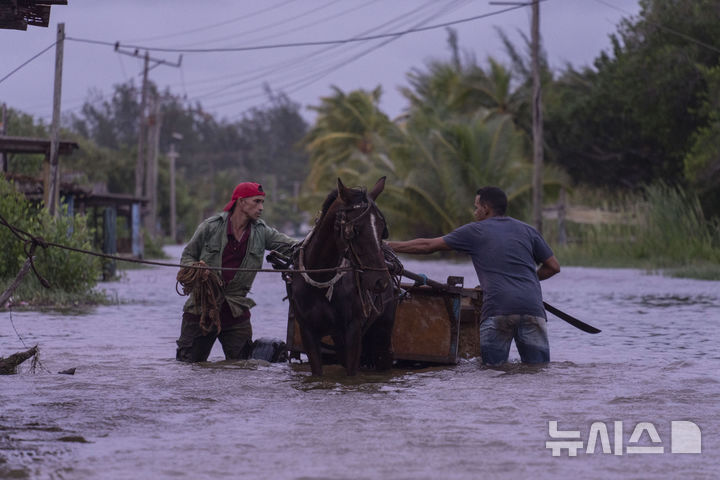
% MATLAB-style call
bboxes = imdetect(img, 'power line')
[66,4,529,54]
[193,0,443,102]
[594,0,720,55]
[170,0,436,96]
[174,0,343,49]
[220,0,474,118]
[0,42,56,85]
[230,0,381,48]
[123,0,301,43]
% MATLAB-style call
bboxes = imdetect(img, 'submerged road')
[1,246,718,479]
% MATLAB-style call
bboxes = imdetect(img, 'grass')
[1,280,115,311]
[546,183,720,281]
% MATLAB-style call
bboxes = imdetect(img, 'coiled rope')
[175,262,223,335]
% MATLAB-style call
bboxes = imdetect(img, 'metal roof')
[0,1,67,31]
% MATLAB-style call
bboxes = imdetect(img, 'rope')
[175,261,223,335]
[0,212,354,278]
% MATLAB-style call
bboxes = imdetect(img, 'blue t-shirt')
[443,217,553,320]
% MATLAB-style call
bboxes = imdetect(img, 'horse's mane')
[317,186,367,224]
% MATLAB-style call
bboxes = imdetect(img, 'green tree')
[301,86,398,207]
[387,112,568,238]
[545,0,720,196]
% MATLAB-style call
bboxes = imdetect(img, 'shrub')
[0,177,101,299]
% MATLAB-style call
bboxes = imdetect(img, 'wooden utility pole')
[490,1,544,232]
[135,50,149,198]
[114,45,181,200]
[144,98,162,236]
[114,45,181,242]
[167,142,178,243]
[530,0,544,234]
[46,22,64,216]
[1,103,7,172]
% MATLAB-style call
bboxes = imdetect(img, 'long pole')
[135,51,149,198]
[1,103,7,172]
[47,22,65,217]
[168,143,178,243]
[531,0,543,233]
[144,98,161,237]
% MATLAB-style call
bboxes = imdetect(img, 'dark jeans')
[176,311,253,363]
[479,314,550,365]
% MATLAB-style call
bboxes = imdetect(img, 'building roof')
[0,1,67,31]
[0,134,78,155]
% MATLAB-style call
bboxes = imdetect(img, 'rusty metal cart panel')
[391,284,461,364]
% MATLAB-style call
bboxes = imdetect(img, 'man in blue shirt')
[386,186,560,365]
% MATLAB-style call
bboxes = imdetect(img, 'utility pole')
[46,22,64,216]
[144,97,162,237]
[135,50,149,199]
[167,136,181,243]
[114,44,181,200]
[114,45,181,245]
[530,0,543,234]
[1,103,7,172]
[490,1,544,232]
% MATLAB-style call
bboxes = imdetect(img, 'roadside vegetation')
[0,177,108,307]
[548,184,720,279]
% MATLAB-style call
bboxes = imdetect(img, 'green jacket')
[180,212,296,316]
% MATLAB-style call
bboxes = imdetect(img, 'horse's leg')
[331,333,346,368]
[299,325,323,376]
[344,320,362,376]
[373,308,396,371]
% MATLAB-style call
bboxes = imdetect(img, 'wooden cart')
[286,275,483,365]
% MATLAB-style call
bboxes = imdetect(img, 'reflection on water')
[1,247,719,479]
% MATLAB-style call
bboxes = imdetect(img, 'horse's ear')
[369,176,386,201]
[337,177,351,203]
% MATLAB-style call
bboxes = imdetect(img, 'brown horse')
[291,177,398,376]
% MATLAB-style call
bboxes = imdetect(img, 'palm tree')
[385,111,570,238]
[301,86,399,211]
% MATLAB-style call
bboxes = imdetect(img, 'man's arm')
[386,237,452,254]
[537,255,560,280]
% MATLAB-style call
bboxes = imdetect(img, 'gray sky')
[1,0,641,124]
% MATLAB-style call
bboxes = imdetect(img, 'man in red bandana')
[176,182,297,363]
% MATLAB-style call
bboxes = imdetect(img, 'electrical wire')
[168,0,435,96]
[66,4,530,54]
[230,0,381,48]
[173,0,343,49]
[123,0,301,43]
[218,0,474,117]
[0,42,56,85]
[192,0,442,102]
[593,0,720,54]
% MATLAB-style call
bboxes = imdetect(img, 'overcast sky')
[1,0,641,125]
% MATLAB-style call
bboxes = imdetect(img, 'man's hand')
[537,255,560,280]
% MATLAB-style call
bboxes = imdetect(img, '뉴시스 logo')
[546,420,702,456]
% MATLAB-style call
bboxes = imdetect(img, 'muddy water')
[1,245,719,479]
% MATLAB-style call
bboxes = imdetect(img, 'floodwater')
[1,245,719,480]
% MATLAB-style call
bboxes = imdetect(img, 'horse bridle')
[295,197,391,320]
[334,199,393,320]
[335,199,389,272]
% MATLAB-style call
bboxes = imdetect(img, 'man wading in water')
[387,186,560,366]
[176,182,297,363]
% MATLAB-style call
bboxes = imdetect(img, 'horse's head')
[333,177,390,294]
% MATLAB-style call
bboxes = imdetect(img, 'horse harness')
[291,198,398,327]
